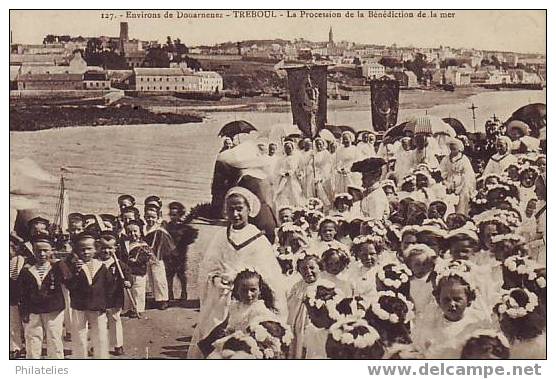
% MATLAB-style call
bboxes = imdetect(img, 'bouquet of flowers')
[325,319,385,359]
[304,279,344,329]
[362,291,415,346]
[247,316,293,359]
[326,295,366,324]
[502,254,541,290]
[376,262,413,297]
[207,331,263,359]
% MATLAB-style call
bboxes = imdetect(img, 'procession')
[9,88,547,359]
[8,9,547,362]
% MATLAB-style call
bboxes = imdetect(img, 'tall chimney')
[120,22,129,53]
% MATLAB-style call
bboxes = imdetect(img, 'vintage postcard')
[9,9,546,362]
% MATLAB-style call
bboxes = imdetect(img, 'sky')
[10,10,546,54]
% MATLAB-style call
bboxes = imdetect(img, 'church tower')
[328,26,334,45]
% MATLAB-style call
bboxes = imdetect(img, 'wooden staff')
[111,247,140,318]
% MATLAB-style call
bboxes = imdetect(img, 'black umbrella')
[382,121,412,144]
[509,103,546,138]
[218,120,257,138]
[442,117,467,136]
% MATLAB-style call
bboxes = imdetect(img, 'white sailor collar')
[81,259,103,285]
[28,262,52,287]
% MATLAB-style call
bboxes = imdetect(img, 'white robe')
[439,153,476,214]
[482,153,518,177]
[357,183,391,221]
[303,150,334,207]
[333,145,360,195]
[275,154,304,209]
[188,224,287,358]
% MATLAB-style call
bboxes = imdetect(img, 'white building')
[196,71,223,92]
[132,67,223,92]
[361,62,385,79]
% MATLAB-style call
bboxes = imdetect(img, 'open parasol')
[442,117,467,136]
[218,120,257,138]
[509,103,546,138]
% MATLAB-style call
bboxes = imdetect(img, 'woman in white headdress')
[188,187,287,358]
[333,131,360,195]
[274,141,304,209]
[483,136,518,177]
[439,138,477,214]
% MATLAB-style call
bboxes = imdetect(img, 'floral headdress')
[317,216,339,230]
[381,180,397,192]
[430,258,475,289]
[495,288,539,319]
[329,319,381,349]
[304,198,323,212]
[334,192,354,202]
[474,209,522,230]
[401,174,417,186]
[377,262,413,290]
[362,218,388,237]
[352,234,383,248]
[518,162,540,176]
[363,290,415,324]
[491,233,525,245]
[503,255,543,282]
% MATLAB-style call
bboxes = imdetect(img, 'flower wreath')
[335,192,354,201]
[317,216,339,230]
[466,329,510,349]
[326,296,366,323]
[364,290,415,324]
[474,209,521,229]
[503,255,541,282]
[518,162,540,176]
[434,267,478,294]
[248,316,293,358]
[305,279,344,309]
[363,219,388,237]
[352,234,383,247]
[306,197,324,211]
[402,174,417,186]
[279,222,307,235]
[377,263,412,289]
[294,249,319,263]
[213,331,264,359]
[491,233,525,245]
[496,288,539,319]
[329,319,381,349]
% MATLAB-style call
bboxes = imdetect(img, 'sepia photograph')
[8,9,546,362]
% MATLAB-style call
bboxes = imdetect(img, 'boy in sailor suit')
[10,237,28,358]
[66,232,112,359]
[17,235,72,359]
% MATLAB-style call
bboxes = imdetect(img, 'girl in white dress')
[413,269,494,359]
[304,138,334,207]
[333,131,360,195]
[275,141,304,209]
[439,138,477,214]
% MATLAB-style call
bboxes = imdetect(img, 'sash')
[226,226,264,251]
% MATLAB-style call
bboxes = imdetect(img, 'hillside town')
[10,23,545,100]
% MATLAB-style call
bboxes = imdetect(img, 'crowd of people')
[9,197,197,359]
[9,114,546,359]
[193,116,546,359]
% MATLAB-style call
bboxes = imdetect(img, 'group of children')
[9,196,197,359]
[199,128,545,359]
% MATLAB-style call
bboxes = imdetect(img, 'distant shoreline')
[9,87,540,132]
